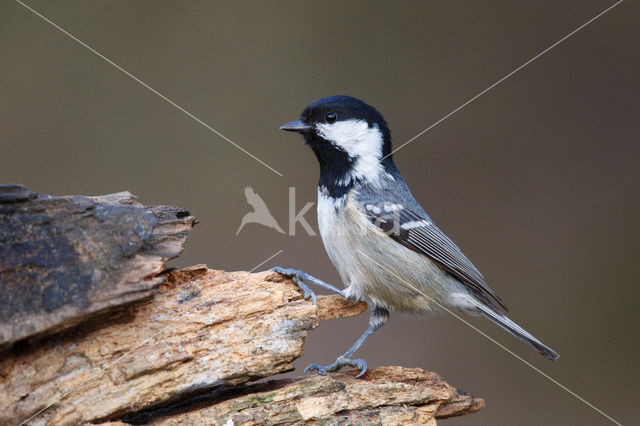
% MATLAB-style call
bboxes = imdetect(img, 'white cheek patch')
[316,119,386,185]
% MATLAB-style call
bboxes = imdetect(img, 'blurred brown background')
[2,1,638,424]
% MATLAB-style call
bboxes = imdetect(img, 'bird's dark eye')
[325,112,337,123]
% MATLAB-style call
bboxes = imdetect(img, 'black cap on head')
[281,95,392,159]
[280,95,396,197]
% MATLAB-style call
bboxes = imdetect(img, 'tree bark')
[0,184,196,350]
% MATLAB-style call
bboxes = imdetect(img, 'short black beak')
[279,120,313,133]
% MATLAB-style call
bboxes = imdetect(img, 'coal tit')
[273,95,558,377]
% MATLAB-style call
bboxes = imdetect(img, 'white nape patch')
[316,119,386,186]
[400,219,431,230]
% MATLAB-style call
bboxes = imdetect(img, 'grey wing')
[358,194,507,312]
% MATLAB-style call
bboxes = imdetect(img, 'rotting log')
[0,184,196,349]
[0,186,484,425]
[0,267,365,424]
[1,266,483,425]
[119,367,484,425]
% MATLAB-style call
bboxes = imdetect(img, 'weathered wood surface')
[0,184,196,349]
[0,266,483,425]
[0,267,366,425]
[0,185,483,425]
[124,367,484,425]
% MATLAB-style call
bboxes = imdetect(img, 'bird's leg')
[270,267,346,304]
[304,307,389,378]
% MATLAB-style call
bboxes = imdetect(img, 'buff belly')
[318,191,463,312]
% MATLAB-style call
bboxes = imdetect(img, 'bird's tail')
[470,297,559,360]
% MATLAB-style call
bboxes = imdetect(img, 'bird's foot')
[270,267,318,304]
[304,356,368,378]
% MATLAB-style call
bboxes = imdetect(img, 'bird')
[236,186,285,235]
[272,95,558,377]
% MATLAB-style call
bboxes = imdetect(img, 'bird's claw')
[303,363,328,376]
[304,356,368,378]
[270,266,292,276]
[270,267,318,304]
